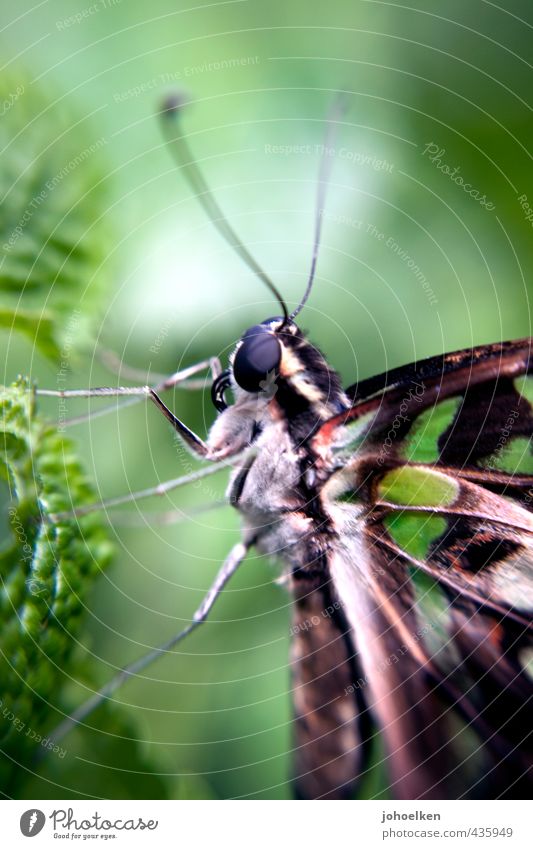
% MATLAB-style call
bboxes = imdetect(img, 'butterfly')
[45,96,533,800]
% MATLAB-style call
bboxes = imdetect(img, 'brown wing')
[344,337,533,411]
[320,337,533,464]
[329,541,481,799]
[312,337,533,798]
[327,530,533,799]
[290,572,373,799]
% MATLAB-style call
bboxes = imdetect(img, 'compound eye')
[233,324,282,393]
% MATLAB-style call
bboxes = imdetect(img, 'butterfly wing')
[289,574,373,799]
[328,542,477,799]
[309,338,533,798]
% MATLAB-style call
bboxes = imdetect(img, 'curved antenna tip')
[159,93,289,321]
[159,90,189,118]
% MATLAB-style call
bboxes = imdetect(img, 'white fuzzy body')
[208,387,330,570]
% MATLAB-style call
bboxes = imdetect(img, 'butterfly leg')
[147,356,226,457]
[35,357,222,428]
[97,347,221,389]
[43,540,250,752]
[50,463,223,520]
[148,388,209,456]
[36,357,220,400]
[36,358,222,455]
[158,356,222,389]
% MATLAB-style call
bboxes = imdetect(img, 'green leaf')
[0,380,112,789]
[0,381,170,797]
[0,74,109,362]
[0,309,61,361]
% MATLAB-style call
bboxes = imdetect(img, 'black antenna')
[160,93,289,322]
[290,95,348,320]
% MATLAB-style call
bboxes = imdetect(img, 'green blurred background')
[1,0,532,799]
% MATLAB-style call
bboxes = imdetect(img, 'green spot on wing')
[334,411,376,456]
[384,512,447,560]
[515,375,533,407]
[482,436,533,475]
[408,566,452,652]
[402,397,462,463]
[378,465,459,507]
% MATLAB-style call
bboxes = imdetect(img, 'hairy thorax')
[228,419,334,570]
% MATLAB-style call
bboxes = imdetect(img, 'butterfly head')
[211,317,289,412]
[232,317,286,393]
[210,317,348,449]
